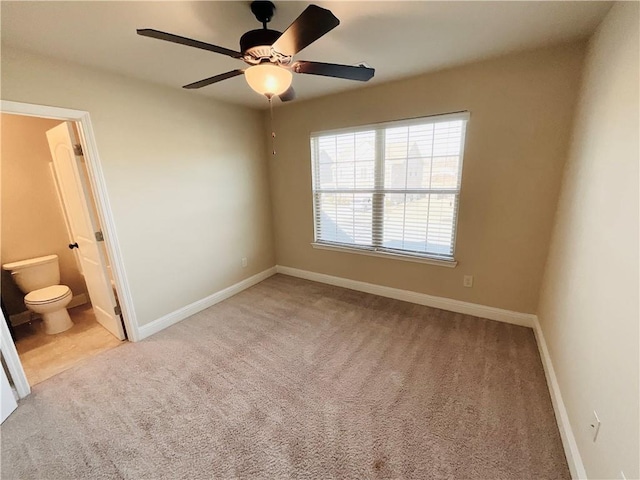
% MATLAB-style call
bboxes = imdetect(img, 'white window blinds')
[311,112,469,260]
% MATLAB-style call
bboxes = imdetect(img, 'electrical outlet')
[463,275,473,288]
[590,410,601,442]
[241,257,247,268]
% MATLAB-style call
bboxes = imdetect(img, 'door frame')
[1,100,140,398]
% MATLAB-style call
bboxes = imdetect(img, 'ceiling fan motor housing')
[240,29,286,64]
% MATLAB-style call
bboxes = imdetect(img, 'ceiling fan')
[137,1,375,102]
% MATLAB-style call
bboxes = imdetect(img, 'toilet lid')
[25,285,71,304]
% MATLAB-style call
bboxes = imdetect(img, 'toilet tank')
[2,255,60,293]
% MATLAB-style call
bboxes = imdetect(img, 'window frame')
[310,111,469,266]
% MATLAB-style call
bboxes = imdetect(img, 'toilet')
[2,255,74,334]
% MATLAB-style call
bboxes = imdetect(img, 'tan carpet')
[1,274,569,479]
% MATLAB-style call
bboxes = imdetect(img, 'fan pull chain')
[268,95,276,156]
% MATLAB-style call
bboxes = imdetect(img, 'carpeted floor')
[1,274,569,479]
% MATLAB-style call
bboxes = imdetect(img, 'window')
[310,112,468,262]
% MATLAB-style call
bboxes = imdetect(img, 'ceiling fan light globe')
[245,64,292,96]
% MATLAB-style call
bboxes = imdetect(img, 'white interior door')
[1,362,18,423]
[46,123,125,340]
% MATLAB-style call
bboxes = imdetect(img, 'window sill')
[310,242,458,268]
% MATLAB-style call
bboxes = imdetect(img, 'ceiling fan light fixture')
[245,64,292,97]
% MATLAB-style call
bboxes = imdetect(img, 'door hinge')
[114,305,122,316]
[95,231,104,242]
[73,144,83,156]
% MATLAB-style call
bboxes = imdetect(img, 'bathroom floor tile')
[14,304,124,385]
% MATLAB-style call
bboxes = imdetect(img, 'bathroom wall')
[1,113,89,316]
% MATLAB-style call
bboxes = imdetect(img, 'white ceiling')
[1,1,611,110]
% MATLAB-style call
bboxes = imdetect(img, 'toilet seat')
[25,285,72,305]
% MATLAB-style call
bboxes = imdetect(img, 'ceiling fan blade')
[278,86,296,102]
[137,29,243,59]
[271,5,340,56]
[183,70,245,89]
[293,61,375,82]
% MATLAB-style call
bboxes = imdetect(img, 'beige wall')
[1,114,89,315]
[1,47,275,327]
[268,42,586,313]
[537,3,639,479]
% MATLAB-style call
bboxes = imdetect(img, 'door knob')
[68,243,79,249]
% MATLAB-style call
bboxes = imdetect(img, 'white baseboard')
[138,267,277,341]
[9,293,89,326]
[275,265,536,328]
[533,317,586,479]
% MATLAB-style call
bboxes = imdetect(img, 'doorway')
[0,101,138,399]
